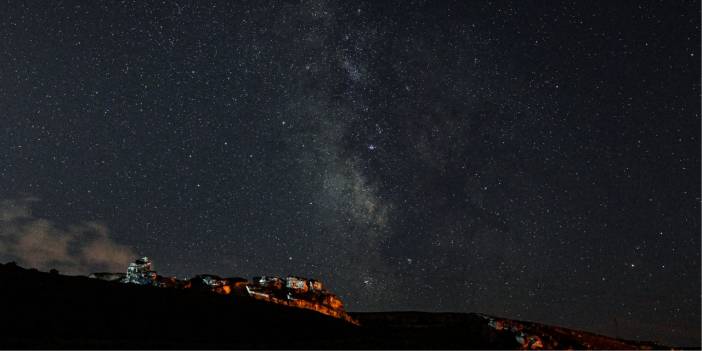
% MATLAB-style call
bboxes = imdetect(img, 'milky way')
[0,1,699,346]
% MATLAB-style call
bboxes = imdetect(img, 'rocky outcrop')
[478,314,665,350]
[246,276,357,325]
[90,257,358,325]
[123,257,157,285]
[187,275,249,296]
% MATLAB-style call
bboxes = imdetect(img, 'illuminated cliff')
[90,257,359,325]
[245,276,359,325]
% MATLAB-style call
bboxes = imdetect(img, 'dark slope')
[350,312,674,350]
[348,312,520,349]
[0,262,357,349]
[0,263,674,349]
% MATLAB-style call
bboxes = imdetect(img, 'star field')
[0,0,699,346]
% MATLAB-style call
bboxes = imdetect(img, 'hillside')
[0,262,674,349]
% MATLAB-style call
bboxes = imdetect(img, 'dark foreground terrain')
[0,262,674,349]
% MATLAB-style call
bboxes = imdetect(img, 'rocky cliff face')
[245,275,357,325]
[478,314,666,350]
[91,257,358,325]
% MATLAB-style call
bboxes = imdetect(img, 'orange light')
[222,285,232,294]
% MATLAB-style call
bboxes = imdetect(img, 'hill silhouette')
[0,262,675,349]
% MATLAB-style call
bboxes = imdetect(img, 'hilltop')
[0,261,674,349]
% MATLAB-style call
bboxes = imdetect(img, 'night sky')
[0,0,700,346]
